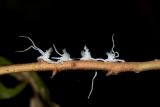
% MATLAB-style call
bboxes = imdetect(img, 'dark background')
[1,0,160,107]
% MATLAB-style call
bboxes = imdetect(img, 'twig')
[0,60,160,75]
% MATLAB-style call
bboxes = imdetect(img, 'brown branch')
[0,60,160,76]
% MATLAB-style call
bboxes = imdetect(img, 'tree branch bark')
[0,60,160,75]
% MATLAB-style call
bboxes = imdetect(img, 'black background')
[1,0,160,107]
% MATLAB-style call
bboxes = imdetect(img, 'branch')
[0,60,160,76]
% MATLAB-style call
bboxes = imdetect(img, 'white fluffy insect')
[80,45,95,60]
[104,34,125,62]
[51,44,72,63]
[80,45,98,99]
[17,36,55,63]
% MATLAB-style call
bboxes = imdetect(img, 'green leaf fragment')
[0,56,12,65]
[0,82,27,99]
[30,72,50,100]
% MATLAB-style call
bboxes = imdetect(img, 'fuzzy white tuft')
[17,36,56,63]
[104,34,125,62]
[51,44,72,63]
[37,48,55,63]
[80,45,94,60]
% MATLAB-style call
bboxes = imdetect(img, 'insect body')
[104,34,125,62]
[17,36,55,63]
[80,45,95,60]
[51,44,72,63]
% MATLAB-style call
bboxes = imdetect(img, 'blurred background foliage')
[0,56,59,107]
